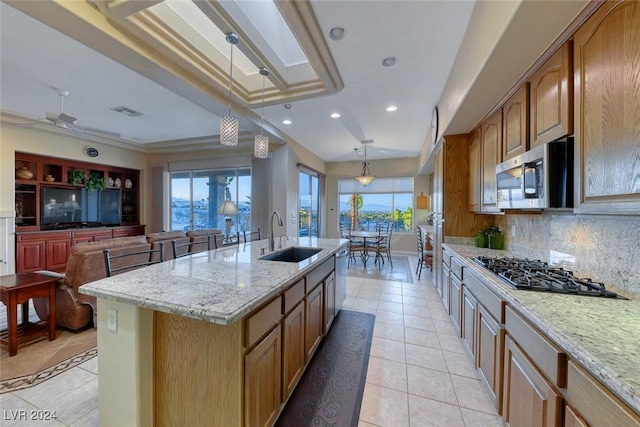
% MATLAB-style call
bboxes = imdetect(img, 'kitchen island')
[80,237,348,427]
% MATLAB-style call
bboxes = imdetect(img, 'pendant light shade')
[355,143,375,186]
[254,67,270,158]
[220,33,239,146]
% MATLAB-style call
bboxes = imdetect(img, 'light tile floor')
[0,256,501,427]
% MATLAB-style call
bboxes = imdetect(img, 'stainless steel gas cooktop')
[473,256,628,299]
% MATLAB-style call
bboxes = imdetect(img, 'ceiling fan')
[15,88,120,140]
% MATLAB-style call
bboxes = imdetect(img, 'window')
[338,177,414,233]
[299,170,319,237]
[170,168,251,233]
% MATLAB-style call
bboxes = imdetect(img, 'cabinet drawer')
[505,305,566,388]
[305,258,333,293]
[284,279,305,314]
[464,271,505,323]
[451,256,464,280]
[567,360,640,427]
[245,296,282,348]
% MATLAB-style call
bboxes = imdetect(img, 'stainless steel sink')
[259,247,322,263]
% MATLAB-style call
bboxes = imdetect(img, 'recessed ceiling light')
[282,120,292,125]
[329,26,346,41]
[386,106,398,112]
[284,104,292,110]
[330,113,341,119]
[381,57,397,68]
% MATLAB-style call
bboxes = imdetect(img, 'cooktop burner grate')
[473,256,628,299]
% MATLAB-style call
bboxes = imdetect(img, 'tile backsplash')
[496,213,640,298]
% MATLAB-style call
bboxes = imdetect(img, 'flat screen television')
[41,186,121,229]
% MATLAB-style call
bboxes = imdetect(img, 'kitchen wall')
[496,213,640,298]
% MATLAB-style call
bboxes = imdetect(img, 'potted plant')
[85,172,106,191]
[68,169,85,186]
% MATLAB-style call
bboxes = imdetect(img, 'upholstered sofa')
[186,228,224,251]
[33,236,151,330]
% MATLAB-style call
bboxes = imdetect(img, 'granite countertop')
[443,243,640,416]
[80,238,348,326]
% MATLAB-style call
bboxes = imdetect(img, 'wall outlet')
[510,225,516,237]
[107,308,118,332]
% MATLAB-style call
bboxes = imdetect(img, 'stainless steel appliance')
[474,256,628,299]
[496,137,573,209]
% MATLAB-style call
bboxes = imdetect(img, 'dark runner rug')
[276,309,375,427]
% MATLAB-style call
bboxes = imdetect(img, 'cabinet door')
[16,240,46,272]
[324,274,336,332]
[573,1,640,214]
[503,84,529,160]
[564,405,588,427]
[441,265,450,313]
[46,238,71,271]
[305,284,324,362]
[245,324,282,427]
[461,286,477,357]
[282,302,305,400]
[477,304,505,414]
[449,274,462,335]
[502,335,562,427]
[529,41,573,148]
[468,128,482,212]
[481,109,502,212]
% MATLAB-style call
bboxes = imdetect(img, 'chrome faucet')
[278,234,289,249]
[269,211,284,251]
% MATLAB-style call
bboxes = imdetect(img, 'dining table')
[349,230,382,266]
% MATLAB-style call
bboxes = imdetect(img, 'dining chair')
[242,228,261,243]
[369,227,393,267]
[104,242,164,277]
[171,239,192,259]
[416,230,434,279]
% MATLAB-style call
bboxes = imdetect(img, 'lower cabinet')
[305,284,324,362]
[566,360,640,427]
[245,324,282,427]
[324,272,336,332]
[282,302,305,398]
[502,335,562,427]
[441,262,450,312]
[564,405,588,427]
[461,286,477,356]
[449,274,462,333]
[477,304,505,413]
[16,238,46,272]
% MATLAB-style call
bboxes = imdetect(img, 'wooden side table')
[0,272,57,356]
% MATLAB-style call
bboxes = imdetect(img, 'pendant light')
[220,33,239,146]
[355,143,375,186]
[254,67,269,158]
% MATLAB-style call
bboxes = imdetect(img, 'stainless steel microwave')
[496,137,573,209]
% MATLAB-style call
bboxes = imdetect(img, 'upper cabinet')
[502,84,529,160]
[468,127,482,213]
[529,41,573,148]
[574,0,640,214]
[481,109,502,213]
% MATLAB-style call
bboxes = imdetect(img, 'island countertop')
[80,237,348,326]
[443,243,640,416]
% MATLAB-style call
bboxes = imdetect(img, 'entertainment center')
[14,152,144,273]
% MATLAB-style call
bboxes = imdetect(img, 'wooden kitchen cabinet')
[573,0,640,215]
[305,283,324,362]
[481,109,502,212]
[46,236,72,271]
[449,273,462,334]
[461,286,477,356]
[16,237,46,272]
[16,231,71,273]
[477,304,505,413]
[468,127,482,213]
[564,405,589,427]
[282,302,305,400]
[502,335,563,427]
[529,41,573,148]
[245,324,282,427]
[324,272,336,332]
[502,84,529,160]
[566,360,640,427]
